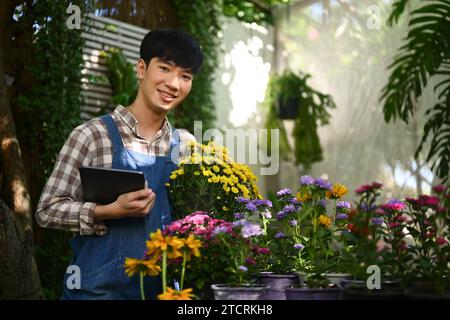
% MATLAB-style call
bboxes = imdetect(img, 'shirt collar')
[114,105,172,140]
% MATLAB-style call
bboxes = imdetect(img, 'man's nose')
[164,73,180,91]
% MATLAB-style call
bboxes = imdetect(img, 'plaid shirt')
[36,105,196,236]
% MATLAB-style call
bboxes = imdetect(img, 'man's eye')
[182,74,192,81]
[159,66,169,71]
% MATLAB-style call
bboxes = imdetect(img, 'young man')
[36,29,203,299]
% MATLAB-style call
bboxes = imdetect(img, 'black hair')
[140,29,204,74]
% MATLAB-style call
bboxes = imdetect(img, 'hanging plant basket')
[277,95,300,120]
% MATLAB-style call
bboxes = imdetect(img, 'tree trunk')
[0,43,43,299]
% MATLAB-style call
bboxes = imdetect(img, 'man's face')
[138,57,193,113]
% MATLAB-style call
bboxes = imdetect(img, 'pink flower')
[436,206,447,214]
[382,199,406,211]
[388,222,401,228]
[185,212,210,225]
[418,195,440,208]
[167,221,182,233]
[432,185,446,194]
[396,215,408,223]
[372,182,383,189]
[374,208,386,215]
[355,184,372,194]
[436,237,448,246]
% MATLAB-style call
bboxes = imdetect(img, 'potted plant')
[164,211,270,300]
[167,141,260,221]
[232,193,300,300]
[402,185,450,299]
[339,182,406,300]
[262,70,336,169]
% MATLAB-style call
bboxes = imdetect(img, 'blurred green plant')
[263,70,336,170]
[381,0,450,182]
[101,48,138,107]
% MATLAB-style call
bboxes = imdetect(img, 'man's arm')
[36,125,104,235]
[36,124,157,235]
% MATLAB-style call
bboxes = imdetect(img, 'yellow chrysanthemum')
[146,229,167,254]
[212,176,220,183]
[170,174,177,180]
[166,236,185,259]
[318,214,332,228]
[296,191,312,202]
[194,171,200,175]
[177,169,184,175]
[184,234,202,257]
[326,184,348,199]
[212,165,220,173]
[231,187,239,194]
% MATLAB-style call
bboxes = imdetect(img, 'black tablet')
[79,166,146,204]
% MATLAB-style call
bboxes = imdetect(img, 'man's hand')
[94,188,156,221]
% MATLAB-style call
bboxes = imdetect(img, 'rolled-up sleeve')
[36,125,107,236]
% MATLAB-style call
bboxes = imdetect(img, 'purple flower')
[238,265,248,272]
[314,178,332,190]
[294,243,304,250]
[234,212,245,220]
[261,211,272,219]
[288,198,302,205]
[289,219,298,226]
[276,211,288,220]
[275,232,286,238]
[336,213,348,220]
[276,188,292,197]
[300,175,314,185]
[371,217,384,225]
[245,203,257,212]
[253,199,272,208]
[212,226,229,236]
[283,204,296,213]
[232,219,247,227]
[241,223,263,238]
[336,201,351,211]
[236,197,250,203]
[318,199,327,207]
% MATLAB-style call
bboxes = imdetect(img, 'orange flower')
[124,257,161,277]
[157,287,195,300]
[326,184,348,199]
[318,214,332,228]
[296,191,312,202]
[184,234,202,258]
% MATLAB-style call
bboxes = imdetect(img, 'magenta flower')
[382,199,406,211]
[432,185,446,194]
[418,195,440,208]
[436,237,448,246]
[355,184,372,194]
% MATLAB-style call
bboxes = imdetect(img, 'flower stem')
[140,272,145,300]
[162,251,167,293]
[180,251,187,290]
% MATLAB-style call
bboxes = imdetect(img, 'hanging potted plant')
[262,70,336,170]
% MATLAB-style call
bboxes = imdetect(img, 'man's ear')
[136,59,146,81]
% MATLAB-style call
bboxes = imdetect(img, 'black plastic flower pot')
[277,96,299,120]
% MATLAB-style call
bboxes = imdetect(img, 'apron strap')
[101,115,124,151]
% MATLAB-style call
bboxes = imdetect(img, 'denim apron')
[62,114,178,300]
